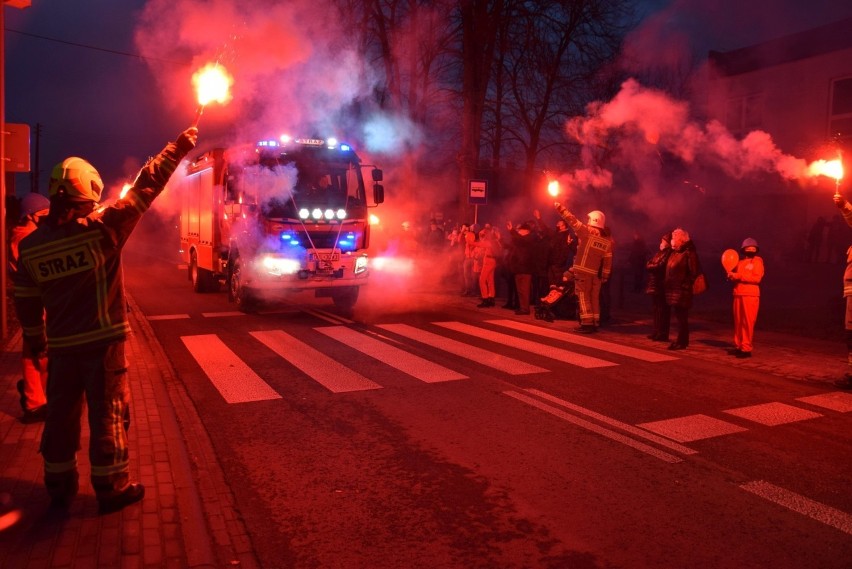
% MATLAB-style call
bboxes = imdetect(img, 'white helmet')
[48,157,103,203]
[587,210,606,229]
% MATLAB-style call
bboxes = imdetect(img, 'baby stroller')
[534,270,578,323]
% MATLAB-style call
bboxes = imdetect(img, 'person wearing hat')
[645,232,673,342]
[726,238,765,358]
[9,192,51,423]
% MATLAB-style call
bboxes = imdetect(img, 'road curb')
[127,295,260,568]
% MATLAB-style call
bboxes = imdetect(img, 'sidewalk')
[0,298,259,569]
[1,289,846,568]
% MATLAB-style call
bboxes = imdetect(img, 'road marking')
[524,389,697,455]
[723,402,822,426]
[504,391,684,463]
[304,308,355,325]
[377,324,548,375]
[434,322,617,368]
[487,319,678,362]
[250,330,382,393]
[796,392,852,413]
[147,314,191,321]
[316,326,467,383]
[202,311,246,318]
[740,480,852,535]
[637,414,748,442]
[180,334,282,403]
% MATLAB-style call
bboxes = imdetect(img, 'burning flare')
[191,63,233,125]
[547,180,560,197]
[193,63,233,106]
[807,158,844,181]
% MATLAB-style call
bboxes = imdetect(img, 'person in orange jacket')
[832,193,852,389]
[726,237,764,358]
[9,192,51,423]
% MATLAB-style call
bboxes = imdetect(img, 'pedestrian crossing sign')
[469,179,487,205]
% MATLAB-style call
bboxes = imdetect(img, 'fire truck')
[178,135,384,311]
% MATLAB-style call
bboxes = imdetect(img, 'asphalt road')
[123,231,852,569]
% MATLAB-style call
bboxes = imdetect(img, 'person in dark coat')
[645,232,672,342]
[506,221,537,315]
[664,228,701,350]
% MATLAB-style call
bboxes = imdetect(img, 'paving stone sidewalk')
[0,298,259,569]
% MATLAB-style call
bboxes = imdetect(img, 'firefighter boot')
[98,483,145,515]
[47,471,79,509]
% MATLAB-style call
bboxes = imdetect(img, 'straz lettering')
[590,238,610,252]
[33,247,95,282]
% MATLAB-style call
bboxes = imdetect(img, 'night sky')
[5,0,852,198]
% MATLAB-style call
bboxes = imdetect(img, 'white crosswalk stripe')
[180,335,282,403]
[432,321,618,368]
[315,326,468,383]
[250,330,382,393]
[487,320,678,362]
[377,323,548,375]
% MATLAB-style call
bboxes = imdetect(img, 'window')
[725,93,764,135]
[829,77,852,140]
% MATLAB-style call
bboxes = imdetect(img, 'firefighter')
[554,203,613,333]
[832,192,852,389]
[9,192,51,423]
[12,126,198,513]
[726,237,764,358]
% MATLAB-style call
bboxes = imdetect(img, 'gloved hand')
[834,194,847,209]
[176,126,199,155]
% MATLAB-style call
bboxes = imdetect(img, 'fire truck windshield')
[229,152,366,220]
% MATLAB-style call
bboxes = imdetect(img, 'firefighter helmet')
[20,192,50,216]
[741,237,759,252]
[587,210,606,229]
[48,157,103,203]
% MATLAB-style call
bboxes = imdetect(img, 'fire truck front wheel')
[228,258,258,313]
[190,250,217,293]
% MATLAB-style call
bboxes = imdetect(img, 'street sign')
[4,123,30,172]
[469,179,487,205]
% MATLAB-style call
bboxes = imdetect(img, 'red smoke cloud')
[562,78,829,195]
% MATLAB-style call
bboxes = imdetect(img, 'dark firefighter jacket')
[555,204,613,280]
[13,135,193,355]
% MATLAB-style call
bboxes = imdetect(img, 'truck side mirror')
[371,168,383,182]
[373,183,385,205]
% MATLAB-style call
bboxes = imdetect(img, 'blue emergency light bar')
[257,136,354,152]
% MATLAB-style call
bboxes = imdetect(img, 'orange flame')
[192,63,233,107]
[119,183,132,200]
[808,158,844,181]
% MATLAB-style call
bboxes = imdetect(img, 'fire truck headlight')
[311,208,322,220]
[262,256,301,275]
[354,255,368,274]
[324,209,335,220]
[299,208,310,219]
[336,209,346,220]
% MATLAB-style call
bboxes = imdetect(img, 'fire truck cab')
[178,136,384,312]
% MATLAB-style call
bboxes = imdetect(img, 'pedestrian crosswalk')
[178,319,674,401]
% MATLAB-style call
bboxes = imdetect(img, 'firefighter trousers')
[574,273,602,326]
[733,295,760,353]
[42,342,132,501]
